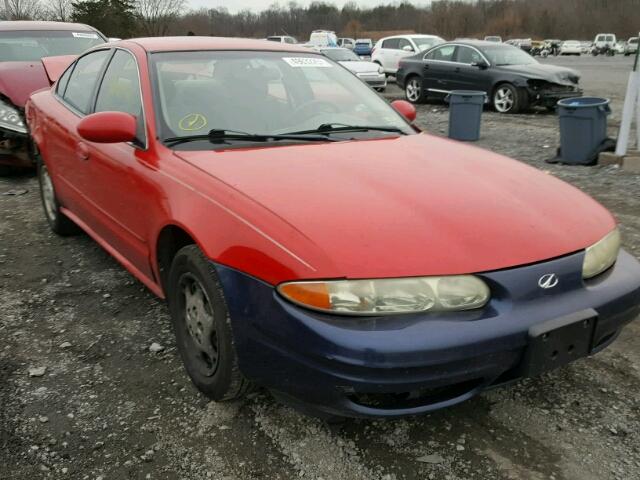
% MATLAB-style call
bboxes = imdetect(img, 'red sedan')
[0,21,106,173]
[26,37,640,418]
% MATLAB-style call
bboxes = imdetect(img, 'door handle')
[454,67,461,72]
[76,142,90,161]
[423,64,430,70]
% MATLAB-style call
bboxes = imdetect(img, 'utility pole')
[3,0,11,20]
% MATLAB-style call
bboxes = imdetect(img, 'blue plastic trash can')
[446,90,487,141]
[557,97,611,165]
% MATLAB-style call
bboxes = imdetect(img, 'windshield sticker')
[179,113,208,131]
[283,57,332,68]
[72,32,100,39]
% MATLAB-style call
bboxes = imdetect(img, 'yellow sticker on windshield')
[179,113,208,131]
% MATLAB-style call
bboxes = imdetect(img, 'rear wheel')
[405,76,425,104]
[37,158,80,236]
[492,83,527,114]
[167,245,252,401]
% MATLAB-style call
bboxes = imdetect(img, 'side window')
[456,46,483,64]
[425,45,456,61]
[63,50,111,114]
[382,38,401,50]
[56,64,73,97]
[398,38,414,52]
[95,50,145,145]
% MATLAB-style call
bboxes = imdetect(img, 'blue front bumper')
[216,250,640,418]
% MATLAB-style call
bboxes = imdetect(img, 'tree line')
[3,0,640,41]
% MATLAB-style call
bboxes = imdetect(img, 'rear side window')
[382,38,401,49]
[425,45,456,61]
[63,50,111,114]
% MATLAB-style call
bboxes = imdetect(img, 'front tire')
[405,75,425,104]
[492,83,526,114]
[37,158,80,236]
[167,245,252,401]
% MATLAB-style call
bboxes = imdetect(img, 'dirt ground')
[1,55,639,480]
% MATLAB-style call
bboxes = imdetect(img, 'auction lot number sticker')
[283,57,332,68]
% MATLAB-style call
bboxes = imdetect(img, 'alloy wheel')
[406,78,421,102]
[494,87,514,113]
[180,273,219,377]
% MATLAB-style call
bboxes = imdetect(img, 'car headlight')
[0,98,27,134]
[278,275,490,316]
[582,228,621,279]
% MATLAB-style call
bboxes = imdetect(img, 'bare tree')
[4,0,42,19]
[136,0,186,36]
[45,0,72,21]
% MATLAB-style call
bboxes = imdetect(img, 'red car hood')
[0,56,74,107]
[175,134,615,280]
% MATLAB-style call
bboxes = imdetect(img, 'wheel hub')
[494,87,514,112]
[181,274,219,377]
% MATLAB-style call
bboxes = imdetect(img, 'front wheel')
[167,245,252,401]
[492,84,526,114]
[405,76,425,104]
[37,158,80,236]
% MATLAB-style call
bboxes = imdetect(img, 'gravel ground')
[1,55,639,480]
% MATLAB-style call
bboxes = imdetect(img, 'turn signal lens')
[582,228,621,279]
[278,276,490,316]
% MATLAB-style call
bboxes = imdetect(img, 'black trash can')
[557,97,611,165]
[446,90,487,141]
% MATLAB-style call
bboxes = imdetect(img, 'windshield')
[412,36,443,50]
[322,48,359,61]
[630,38,638,44]
[0,30,105,62]
[150,51,413,147]
[482,45,537,66]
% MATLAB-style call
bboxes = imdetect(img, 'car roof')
[442,40,507,48]
[124,36,315,53]
[0,20,97,32]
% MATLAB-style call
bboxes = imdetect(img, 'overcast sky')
[187,0,428,13]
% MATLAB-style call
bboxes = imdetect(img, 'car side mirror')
[77,111,137,143]
[402,45,414,52]
[391,100,417,123]
[471,60,489,69]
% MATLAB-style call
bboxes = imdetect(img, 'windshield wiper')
[284,123,407,136]
[164,129,336,146]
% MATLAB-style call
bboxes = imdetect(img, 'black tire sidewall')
[167,246,238,400]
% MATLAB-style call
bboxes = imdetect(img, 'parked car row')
[2,20,639,420]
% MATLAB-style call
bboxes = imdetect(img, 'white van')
[371,34,444,74]
[594,33,617,49]
[309,30,338,47]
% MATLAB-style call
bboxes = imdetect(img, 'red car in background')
[26,37,640,419]
[0,21,106,174]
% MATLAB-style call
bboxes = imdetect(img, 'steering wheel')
[292,100,340,122]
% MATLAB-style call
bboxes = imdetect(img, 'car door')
[79,48,155,279]
[421,44,457,97]
[448,45,492,93]
[396,38,416,64]
[46,49,112,220]
[378,38,399,71]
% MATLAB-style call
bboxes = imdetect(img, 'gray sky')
[187,0,425,13]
